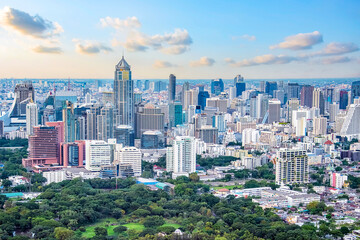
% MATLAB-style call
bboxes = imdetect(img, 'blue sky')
[0,0,359,79]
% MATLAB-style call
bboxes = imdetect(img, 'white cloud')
[322,56,353,64]
[190,57,215,67]
[153,60,176,68]
[161,45,189,55]
[232,34,256,41]
[226,54,304,67]
[73,40,113,55]
[32,45,62,54]
[316,42,359,56]
[100,16,141,29]
[270,31,323,50]
[0,6,63,39]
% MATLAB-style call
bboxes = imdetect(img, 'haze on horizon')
[0,0,359,79]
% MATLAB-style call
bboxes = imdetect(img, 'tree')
[335,166,343,172]
[113,226,127,233]
[189,172,200,182]
[94,227,107,237]
[2,179,12,188]
[143,216,165,228]
[54,227,74,240]
[224,174,232,182]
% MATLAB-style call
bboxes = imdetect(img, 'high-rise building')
[169,102,183,128]
[286,83,300,100]
[340,103,360,135]
[275,149,309,185]
[198,91,210,110]
[136,79,142,90]
[114,56,134,128]
[259,81,265,92]
[351,81,360,103]
[135,104,164,138]
[234,74,246,97]
[268,99,281,124]
[265,81,278,97]
[313,117,327,136]
[63,101,76,143]
[26,102,38,136]
[212,113,226,132]
[85,140,113,171]
[115,125,134,146]
[329,102,339,122]
[339,90,349,110]
[11,82,35,117]
[115,146,141,176]
[97,104,120,141]
[0,120,3,137]
[197,126,219,143]
[211,78,224,96]
[22,126,61,167]
[60,141,85,167]
[166,136,196,174]
[274,90,285,105]
[300,85,314,108]
[287,99,300,123]
[184,89,198,110]
[144,80,150,90]
[86,105,101,140]
[168,74,176,103]
[206,98,228,113]
[330,173,348,189]
[312,88,325,115]
[181,82,190,106]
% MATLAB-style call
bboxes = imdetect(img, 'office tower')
[76,116,86,140]
[265,81,278,97]
[144,80,150,90]
[141,131,165,149]
[22,126,60,167]
[115,125,134,146]
[135,105,164,138]
[274,90,285,105]
[168,74,176,103]
[0,120,3,137]
[166,136,196,174]
[330,173,348,189]
[212,113,226,132]
[86,106,101,140]
[211,78,224,96]
[234,74,246,97]
[268,99,281,124]
[183,89,198,111]
[256,94,268,121]
[26,102,38,136]
[45,121,65,143]
[275,149,309,185]
[11,82,35,117]
[340,103,360,135]
[300,85,314,108]
[242,128,260,145]
[187,105,197,123]
[154,81,162,92]
[136,79,142,90]
[287,99,300,123]
[286,83,300,100]
[313,117,327,135]
[181,82,190,105]
[260,81,265,92]
[198,91,210,110]
[278,80,284,90]
[85,140,112,171]
[169,102,183,128]
[340,90,349,110]
[229,87,236,100]
[97,104,119,141]
[63,101,76,143]
[206,98,228,113]
[134,93,142,104]
[292,109,309,136]
[60,141,85,167]
[312,88,325,115]
[351,81,360,103]
[114,56,134,128]
[101,91,114,105]
[85,93,91,104]
[115,146,141,176]
[324,88,334,111]
[329,102,339,122]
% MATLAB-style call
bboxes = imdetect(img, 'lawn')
[212,185,243,190]
[122,223,145,231]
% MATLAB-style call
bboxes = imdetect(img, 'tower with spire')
[114,56,134,128]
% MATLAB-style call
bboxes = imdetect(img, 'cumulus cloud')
[270,31,323,50]
[0,6,63,39]
[322,56,353,64]
[226,54,304,67]
[100,16,141,29]
[161,45,189,55]
[190,57,215,67]
[73,40,113,55]
[315,42,359,56]
[153,60,176,68]
[32,45,62,54]
[232,34,256,41]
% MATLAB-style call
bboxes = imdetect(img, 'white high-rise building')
[85,140,112,171]
[330,173,348,189]
[184,89,198,111]
[275,149,309,185]
[115,146,142,176]
[166,136,196,174]
[85,93,91,104]
[242,128,260,145]
[329,102,339,122]
[26,102,38,136]
[340,104,360,136]
[313,117,327,136]
[268,99,281,124]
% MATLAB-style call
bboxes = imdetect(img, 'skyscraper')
[287,98,300,123]
[26,101,38,136]
[166,136,196,174]
[351,81,360,103]
[97,104,120,141]
[114,56,134,128]
[312,88,325,115]
[135,104,164,138]
[300,85,314,108]
[144,80,150,90]
[339,90,349,110]
[313,117,327,136]
[268,99,281,124]
[340,103,360,135]
[198,91,210,110]
[286,83,300,100]
[211,78,224,96]
[115,146,142,177]
[169,102,183,128]
[234,74,246,97]
[63,101,75,143]
[168,74,176,103]
[265,81,278,97]
[275,149,309,185]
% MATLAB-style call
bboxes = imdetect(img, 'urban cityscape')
[0,1,360,240]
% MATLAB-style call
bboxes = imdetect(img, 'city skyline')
[0,0,359,79]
